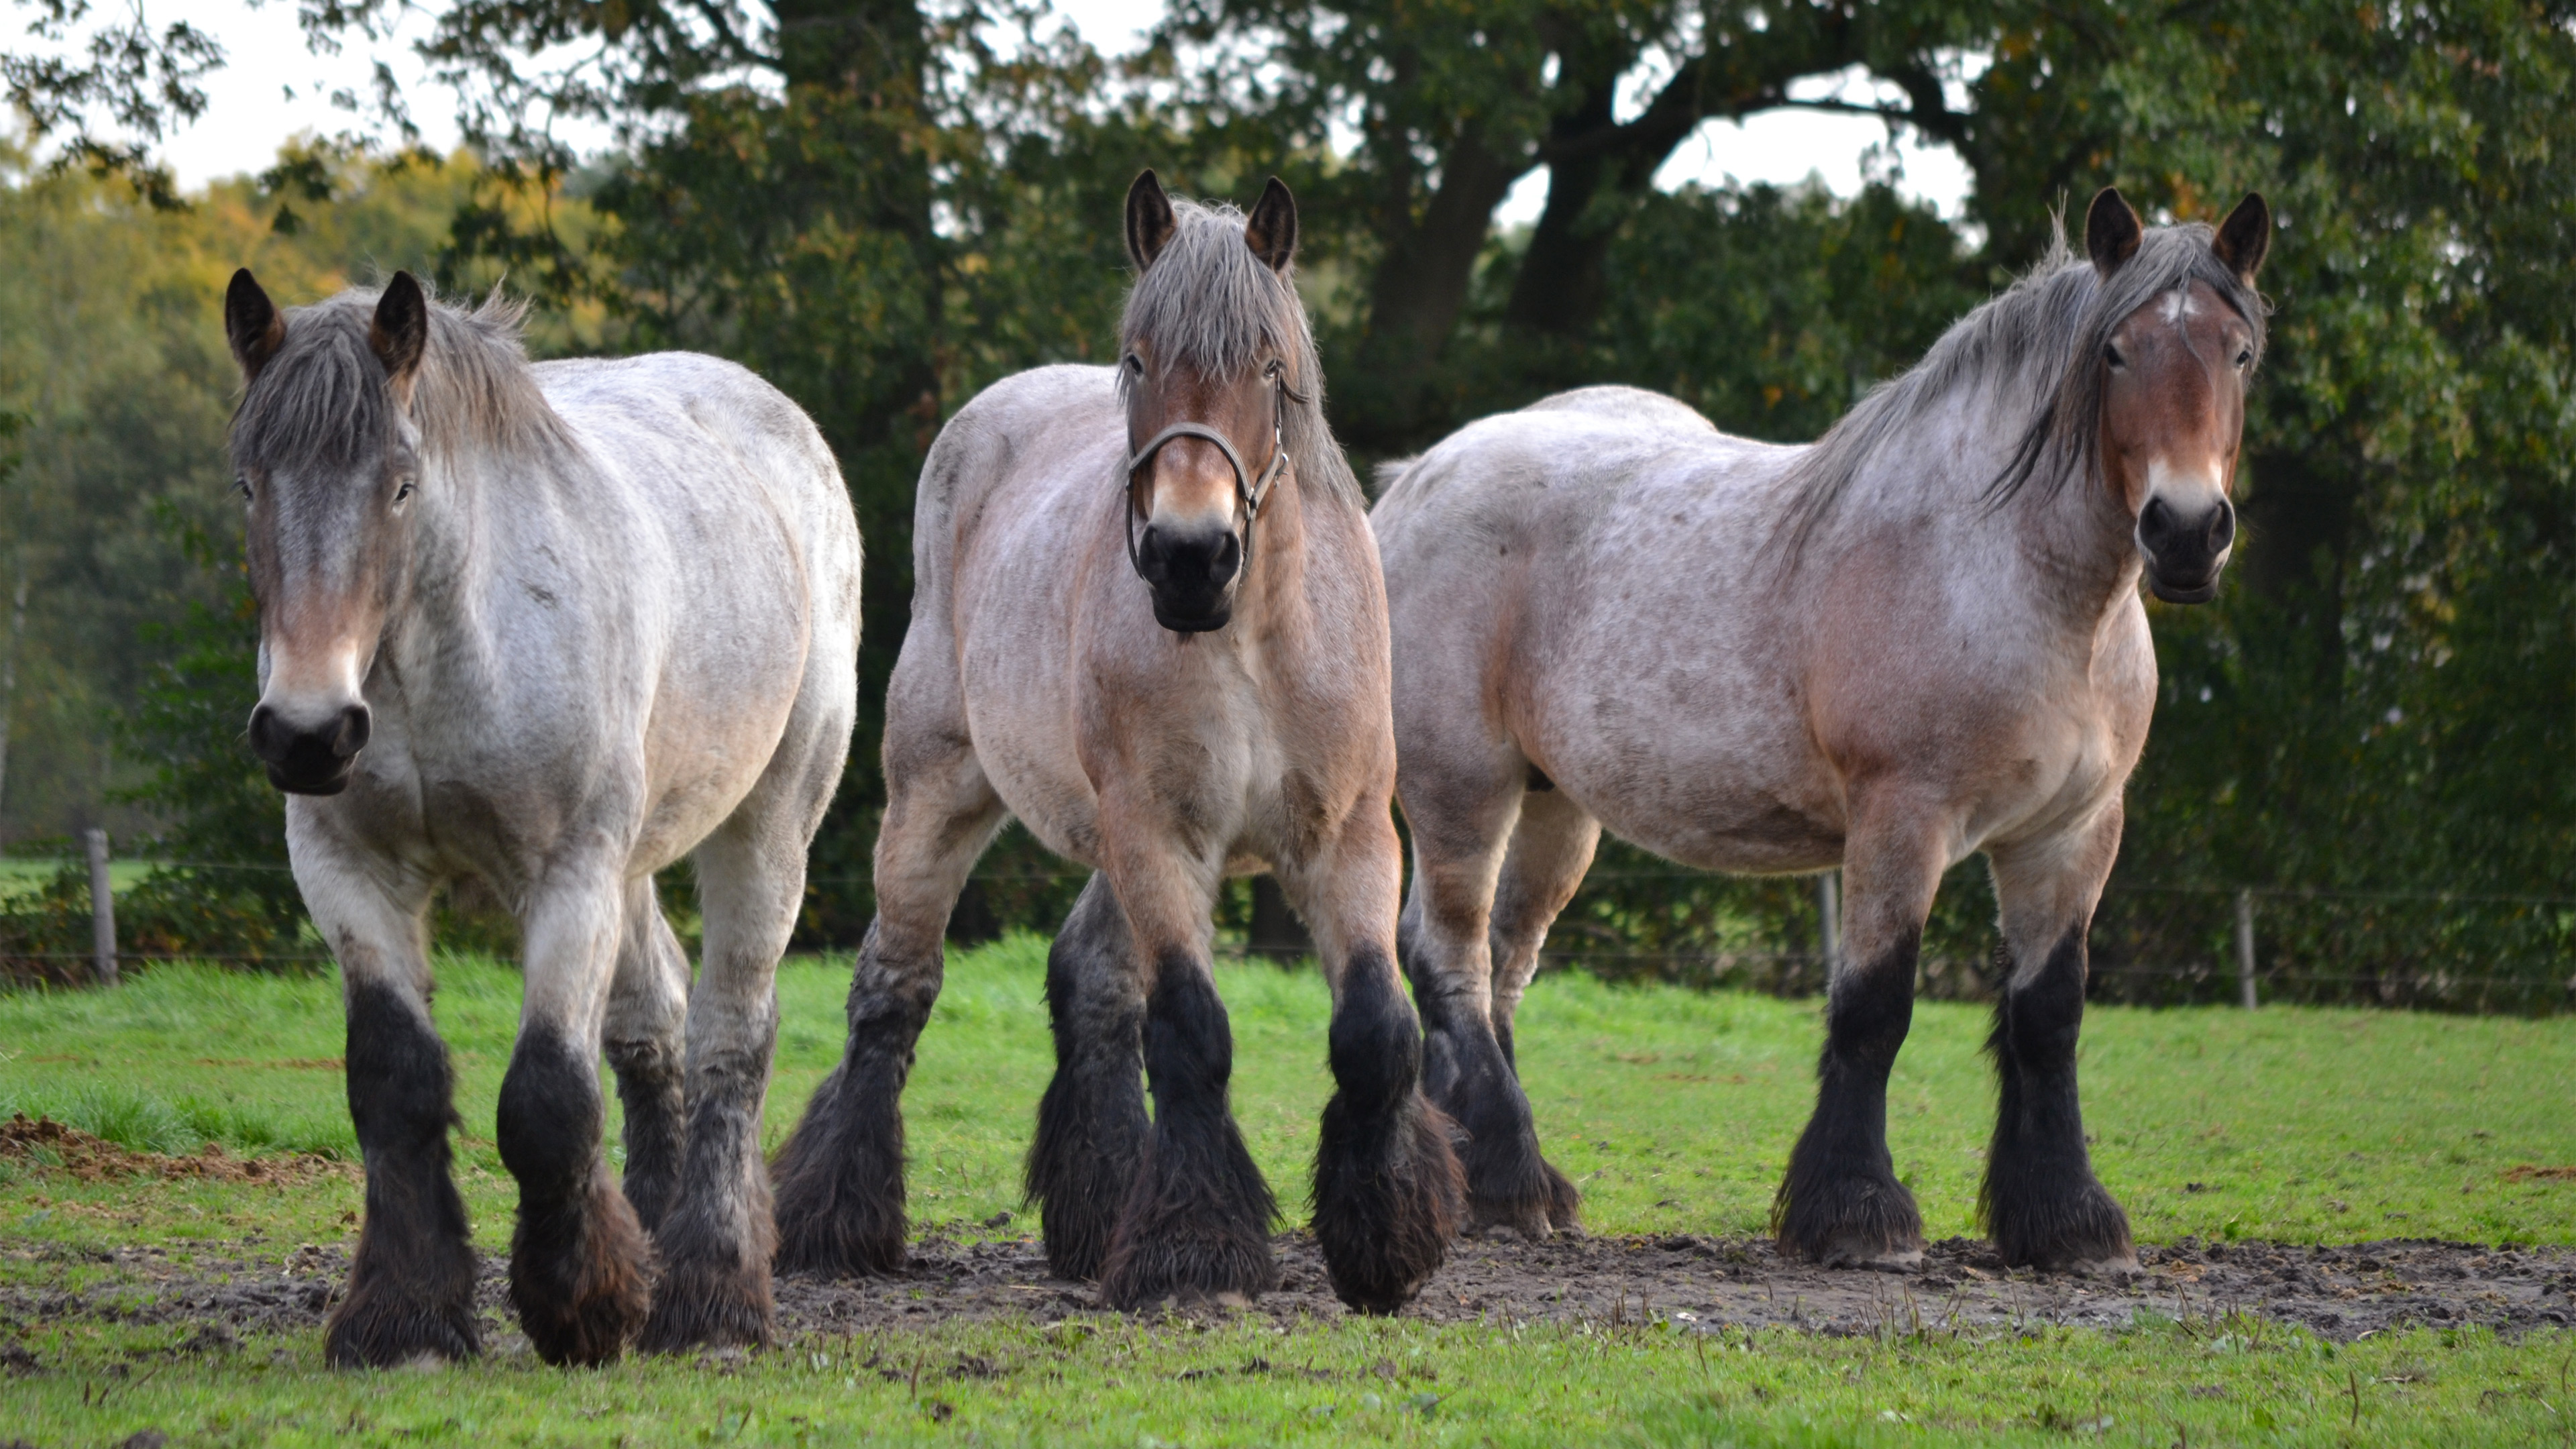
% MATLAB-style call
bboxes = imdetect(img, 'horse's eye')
[1264,359,1284,380]
[2103,342,2127,369]
[1124,353,1144,374]
[2234,348,2253,369]
[394,478,416,504]
[233,476,254,503]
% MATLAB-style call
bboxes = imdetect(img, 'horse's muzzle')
[2137,494,2235,605]
[1136,522,1242,633]
[250,700,372,795]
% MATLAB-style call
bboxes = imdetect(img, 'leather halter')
[1123,366,1293,581]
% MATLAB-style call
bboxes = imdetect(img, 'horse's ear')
[1244,176,1297,274]
[369,271,429,398]
[2212,192,2271,284]
[2084,187,2143,278]
[1125,170,1177,272]
[225,268,286,384]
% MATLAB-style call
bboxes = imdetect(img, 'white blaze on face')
[258,634,370,731]
[2142,457,2233,564]
[1146,436,1244,537]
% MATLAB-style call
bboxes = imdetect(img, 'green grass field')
[3,941,2573,1444]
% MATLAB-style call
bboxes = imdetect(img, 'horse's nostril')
[2138,496,2178,549]
[1210,533,1242,583]
[2208,500,2237,551]
[334,704,372,759]
[248,704,286,765]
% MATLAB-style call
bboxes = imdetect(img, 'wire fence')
[9,845,2574,1016]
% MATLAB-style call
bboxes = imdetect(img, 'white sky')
[133,0,1976,221]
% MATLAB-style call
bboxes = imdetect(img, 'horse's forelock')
[1117,198,1363,510]
[228,282,563,474]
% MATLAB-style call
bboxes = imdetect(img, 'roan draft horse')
[771,173,1463,1311]
[223,271,859,1365]
[1375,189,2270,1270]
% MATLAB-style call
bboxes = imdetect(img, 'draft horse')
[771,173,1462,1311]
[224,271,859,1364]
[1374,189,2270,1269]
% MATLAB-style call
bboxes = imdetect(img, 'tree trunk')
[0,551,26,830]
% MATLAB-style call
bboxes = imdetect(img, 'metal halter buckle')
[1122,368,1292,582]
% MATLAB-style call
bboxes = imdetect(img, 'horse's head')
[1118,170,1304,633]
[224,269,431,795]
[2084,186,2271,604]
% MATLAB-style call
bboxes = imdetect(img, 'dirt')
[0,1116,354,1187]
[3,1228,2567,1360]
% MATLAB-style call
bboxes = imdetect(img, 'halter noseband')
[1123,366,1294,581]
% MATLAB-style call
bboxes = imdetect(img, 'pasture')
[2,942,2572,1445]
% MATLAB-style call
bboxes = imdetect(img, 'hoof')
[1313,1093,1465,1314]
[770,1201,907,1280]
[1097,1226,1277,1311]
[639,1260,775,1354]
[323,1291,479,1371]
[1772,1171,1923,1267]
[510,1177,652,1367]
[1987,1177,2134,1272]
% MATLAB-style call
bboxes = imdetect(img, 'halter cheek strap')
[1123,373,1291,581]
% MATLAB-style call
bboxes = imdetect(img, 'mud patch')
[3,1231,2568,1358]
[0,1114,354,1187]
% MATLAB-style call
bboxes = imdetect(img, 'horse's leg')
[1772,804,1944,1267]
[307,851,479,1368]
[638,804,815,1351]
[504,867,651,1366]
[771,741,1004,1276]
[1483,786,1601,1232]
[604,876,689,1238]
[1024,871,1150,1281]
[1094,842,1277,1309]
[1981,809,2135,1271]
[1291,807,1465,1313]
[1395,752,1554,1235]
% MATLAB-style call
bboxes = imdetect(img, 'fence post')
[85,826,117,987]
[2233,886,2257,1010]
[1817,870,1841,977]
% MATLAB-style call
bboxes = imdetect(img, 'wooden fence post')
[2234,886,2257,1010]
[1816,870,1841,977]
[85,826,117,987]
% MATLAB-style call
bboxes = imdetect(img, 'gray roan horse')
[771,173,1463,1310]
[1375,189,2269,1270]
[223,270,859,1364]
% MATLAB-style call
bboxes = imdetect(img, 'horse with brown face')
[770,173,1463,1310]
[224,272,859,1366]
[1374,189,2269,1270]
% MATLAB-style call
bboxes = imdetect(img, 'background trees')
[4,0,2573,1004]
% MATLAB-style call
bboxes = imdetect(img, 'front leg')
[1094,843,1277,1309]
[1982,814,2135,1270]
[1024,873,1150,1282]
[1772,805,1944,1267]
[1295,811,1464,1313]
[303,839,479,1369]
[504,872,650,1366]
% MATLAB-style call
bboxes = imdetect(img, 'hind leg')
[1093,827,1277,1309]
[1024,873,1150,1281]
[1772,798,1945,1267]
[294,820,480,1368]
[1290,801,1465,1313]
[504,862,652,1366]
[1396,745,1560,1236]
[1482,786,1600,1232]
[1981,807,2134,1271]
[771,737,1004,1277]
[605,877,688,1237]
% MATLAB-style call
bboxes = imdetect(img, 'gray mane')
[230,284,572,472]
[1117,197,1364,510]
[1784,219,2268,546]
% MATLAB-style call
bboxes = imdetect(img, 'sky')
[131,0,1977,222]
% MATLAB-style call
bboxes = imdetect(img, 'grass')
[0,855,158,902]
[3,938,2573,1444]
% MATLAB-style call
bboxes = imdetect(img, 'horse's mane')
[1781,218,2267,551]
[1116,197,1366,511]
[230,282,572,472]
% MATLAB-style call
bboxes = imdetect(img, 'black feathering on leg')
[606,1031,686,1238]
[1024,877,1148,1282]
[770,920,931,1278]
[641,1028,781,1352]
[1311,953,1464,1312]
[1098,958,1277,1308]
[1772,929,1925,1265]
[498,1026,651,1366]
[1400,920,1566,1238]
[326,980,480,1369]
[1981,924,2133,1269]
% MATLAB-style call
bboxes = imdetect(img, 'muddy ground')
[5,1229,2569,1360]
